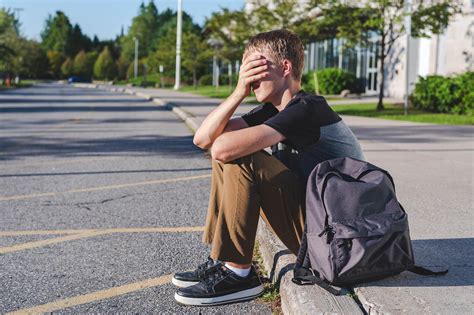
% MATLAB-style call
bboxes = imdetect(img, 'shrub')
[219,74,239,86]
[198,74,213,86]
[302,68,359,95]
[411,72,473,115]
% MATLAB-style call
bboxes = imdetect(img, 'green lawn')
[177,85,341,102]
[179,85,239,98]
[0,80,36,90]
[332,103,473,125]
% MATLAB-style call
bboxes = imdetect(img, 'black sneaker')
[174,264,264,306]
[172,257,221,288]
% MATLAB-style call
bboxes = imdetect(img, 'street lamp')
[207,38,223,88]
[404,0,412,116]
[133,37,139,80]
[174,0,183,90]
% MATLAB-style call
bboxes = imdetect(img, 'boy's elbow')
[210,142,231,163]
[193,134,211,150]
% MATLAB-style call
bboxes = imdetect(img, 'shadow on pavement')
[0,105,165,113]
[0,135,202,160]
[0,167,212,177]
[358,238,473,287]
[352,125,474,143]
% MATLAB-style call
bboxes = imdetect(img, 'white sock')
[224,263,251,277]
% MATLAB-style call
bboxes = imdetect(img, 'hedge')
[410,72,473,115]
[302,68,360,95]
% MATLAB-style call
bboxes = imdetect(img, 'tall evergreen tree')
[93,46,117,80]
[41,11,91,57]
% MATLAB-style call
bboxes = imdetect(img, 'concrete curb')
[71,84,365,314]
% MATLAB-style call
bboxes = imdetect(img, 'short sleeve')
[241,103,278,127]
[264,99,320,148]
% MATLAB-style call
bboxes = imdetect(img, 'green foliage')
[303,68,358,95]
[15,40,50,79]
[332,103,473,125]
[73,50,96,80]
[93,46,117,80]
[40,11,92,58]
[181,32,213,86]
[47,50,65,78]
[61,58,74,77]
[198,74,213,86]
[126,59,145,79]
[116,56,130,80]
[298,0,461,109]
[411,73,473,115]
[0,8,20,74]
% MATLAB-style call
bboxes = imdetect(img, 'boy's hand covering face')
[234,53,269,99]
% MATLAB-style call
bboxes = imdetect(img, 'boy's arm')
[211,124,285,163]
[193,54,268,149]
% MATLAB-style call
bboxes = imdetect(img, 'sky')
[0,0,246,41]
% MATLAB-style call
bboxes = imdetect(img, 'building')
[245,0,474,98]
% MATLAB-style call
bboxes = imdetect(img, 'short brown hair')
[244,29,305,81]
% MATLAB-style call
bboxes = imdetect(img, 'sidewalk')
[74,83,474,314]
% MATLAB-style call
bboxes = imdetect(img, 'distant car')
[67,76,79,84]
[67,76,91,84]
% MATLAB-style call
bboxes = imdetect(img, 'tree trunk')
[377,33,386,111]
[193,69,197,87]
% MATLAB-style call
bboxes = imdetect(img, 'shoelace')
[204,265,228,289]
[196,256,222,277]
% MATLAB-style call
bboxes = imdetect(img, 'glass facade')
[305,36,380,94]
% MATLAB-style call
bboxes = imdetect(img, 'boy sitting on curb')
[173,29,364,306]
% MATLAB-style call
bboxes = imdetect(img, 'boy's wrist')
[229,89,247,104]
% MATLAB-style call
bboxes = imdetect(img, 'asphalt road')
[0,83,271,314]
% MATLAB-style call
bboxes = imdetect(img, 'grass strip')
[332,103,473,125]
[253,242,282,315]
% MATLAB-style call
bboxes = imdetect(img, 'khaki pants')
[202,151,306,264]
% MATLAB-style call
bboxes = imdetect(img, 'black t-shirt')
[242,90,341,149]
[241,90,364,182]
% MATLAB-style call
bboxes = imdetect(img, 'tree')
[16,40,50,79]
[47,50,65,78]
[120,1,160,61]
[0,8,20,76]
[73,50,96,80]
[93,46,117,80]
[61,58,74,77]
[116,55,130,80]
[41,11,73,54]
[302,0,461,110]
[182,32,213,86]
[148,11,202,81]
[41,11,91,57]
[204,1,312,63]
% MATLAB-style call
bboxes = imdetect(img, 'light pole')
[133,37,139,80]
[207,38,223,88]
[404,0,412,116]
[174,0,183,90]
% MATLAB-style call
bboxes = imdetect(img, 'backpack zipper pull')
[318,225,334,244]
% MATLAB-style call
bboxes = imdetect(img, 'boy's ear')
[282,59,292,78]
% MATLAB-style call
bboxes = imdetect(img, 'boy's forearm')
[193,91,245,149]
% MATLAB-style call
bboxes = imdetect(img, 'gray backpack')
[293,157,447,295]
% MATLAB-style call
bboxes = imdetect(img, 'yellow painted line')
[7,274,172,315]
[0,229,95,236]
[0,226,205,236]
[0,226,205,254]
[0,173,211,201]
[0,231,109,254]
[0,156,119,169]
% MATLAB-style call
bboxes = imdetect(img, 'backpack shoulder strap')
[292,269,342,296]
[409,265,448,276]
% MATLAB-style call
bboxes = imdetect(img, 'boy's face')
[243,50,285,104]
